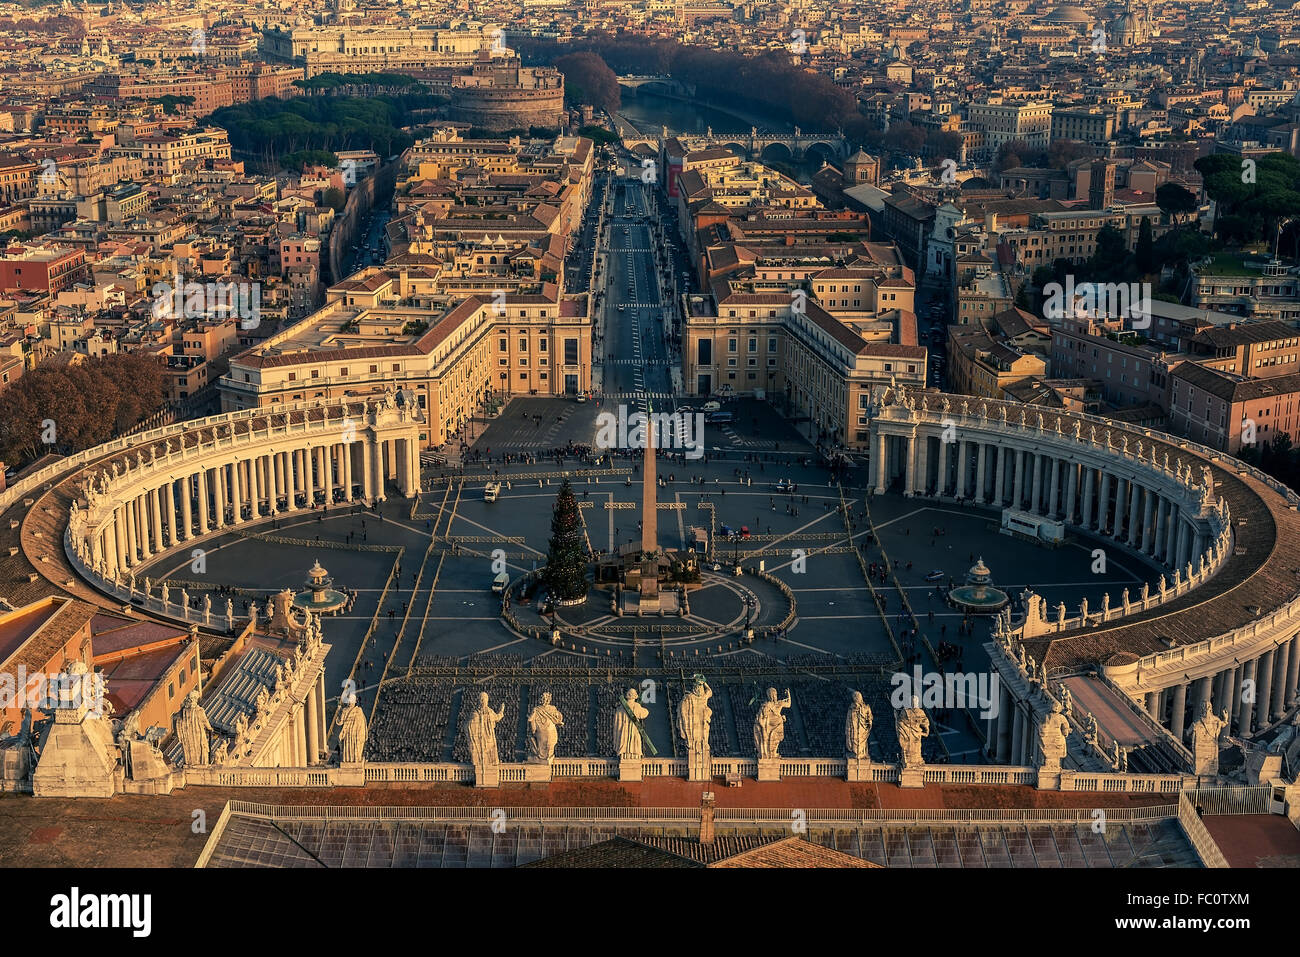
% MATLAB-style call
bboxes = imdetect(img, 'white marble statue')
[896,695,930,769]
[678,676,713,776]
[176,690,213,767]
[615,688,651,759]
[1190,701,1228,777]
[753,687,792,760]
[1036,701,1071,772]
[526,691,564,762]
[338,696,367,764]
[846,691,873,760]
[465,692,505,770]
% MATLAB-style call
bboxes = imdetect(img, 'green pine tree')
[542,479,587,601]
[1136,216,1156,277]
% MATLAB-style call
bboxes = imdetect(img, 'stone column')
[123,499,138,566]
[1222,666,1238,733]
[956,439,969,497]
[149,487,163,551]
[1239,658,1257,735]
[975,442,987,504]
[874,432,888,493]
[114,507,127,571]
[1169,682,1188,740]
[1153,496,1168,559]
[314,446,327,504]
[305,686,320,766]
[1064,462,1078,524]
[1145,691,1158,717]
[179,476,192,541]
[936,436,949,496]
[295,703,308,767]
[995,682,1012,761]
[1272,641,1291,722]
[1097,472,1112,532]
[343,443,354,501]
[993,445,1006,507]
[362,440,375,502]
[1028,454,1042,514]
[372,438,386,502]
[1141,489,1156,554]
[1127,484,1142,547]
[316,671,328,750]
[1256,649,1275,733]
[214,466,227,528]
[1048,457,1060,518]
[1012,448,1025,509]
[902,435,915,495]
[1175,519,1190,571]
[1113,478,1128,541]
[1082,466,1095,527]
[1193,674,1212,721]
[1287,635,1300,708]
[197,468,209,535]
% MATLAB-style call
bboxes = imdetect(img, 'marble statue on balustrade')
[338,695,368,765]
[1036,701,1071,772]
[615,688,651,759]
[526,691,564,763]
[1191,701,1229,777]
[845,691,873,760]
[466,692,505,771]
[896,696,930,770]
[753,687,792,760]
[678,676,713,781]
[176,690,213,767]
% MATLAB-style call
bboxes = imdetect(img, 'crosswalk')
[599,392,676,401]
[602,358,674,366]
[615,302,663,309]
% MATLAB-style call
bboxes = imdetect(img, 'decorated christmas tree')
[543,479,587,601]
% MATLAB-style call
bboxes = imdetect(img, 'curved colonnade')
[8,397,425,631]
[871,385,1300,753]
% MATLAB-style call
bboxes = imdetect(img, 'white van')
[702,400,722,413]
[484,482,501,502]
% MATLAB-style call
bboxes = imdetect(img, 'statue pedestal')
[618,757,643,782]
[473,764,500,788]
[524,760,552,783]
[336,763,366,787]
[686,749,711,782]
[845,757,873,782]
[898,765,926,789]
[1036,766,1061,791]
[756,758,781,782]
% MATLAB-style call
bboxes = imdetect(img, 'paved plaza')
[141,395,1157,769]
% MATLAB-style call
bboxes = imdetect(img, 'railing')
[220,799,1179,827]
[1177,792,1231,868]
[1183,785,1273,816]
[1061,772,1190,793]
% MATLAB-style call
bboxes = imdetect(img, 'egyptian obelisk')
[641,403,657,554]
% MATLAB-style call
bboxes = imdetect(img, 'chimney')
[699,791,716,845]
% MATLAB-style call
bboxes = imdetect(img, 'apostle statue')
[176,690,213,768]
[1191,700,1229,777]
[465,692,505,771]
[678,676,712,779]
[1036,700,1071,772]
[615,687,652,759]
[338,694,367,765]
[753,687,792,760]
[526,691,564,763]
[896,695,930,769]
[846,690,873,760]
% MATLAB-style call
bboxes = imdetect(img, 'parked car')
[702,400,722,413]
[925,569,945,582]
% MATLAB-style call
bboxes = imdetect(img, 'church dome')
[1041,3,1091,22]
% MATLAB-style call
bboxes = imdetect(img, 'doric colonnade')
[871,387,1300,750]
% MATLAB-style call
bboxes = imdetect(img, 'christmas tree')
[543,479,587,601]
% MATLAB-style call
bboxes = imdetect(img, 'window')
[519,358,528,367]
[768,336,777,353]
[369,365,378,373]
[499,337,508,351]
[698,339,712,364]
[539,339,547,352]
[564,338,578,365]
[728,338,737,353]
[340,368,348,376]
[519,372,527,380]
[748,337,757,352]
[519,338,528,352]
[288,372,296,381]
